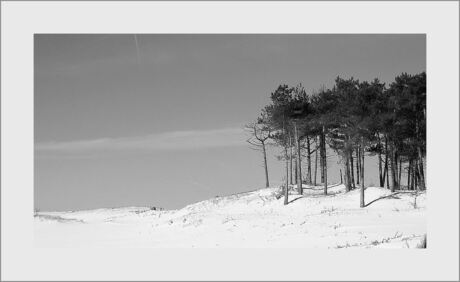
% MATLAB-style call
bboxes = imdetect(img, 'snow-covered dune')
[34,184,426,248]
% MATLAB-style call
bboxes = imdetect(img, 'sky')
[35,34,426,211]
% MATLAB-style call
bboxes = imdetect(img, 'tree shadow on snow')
[364,193,403,207]
[287,196,304,204]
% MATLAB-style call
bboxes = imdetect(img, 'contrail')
[133,34,141,65]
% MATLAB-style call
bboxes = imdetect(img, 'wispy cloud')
[36,127,247,157]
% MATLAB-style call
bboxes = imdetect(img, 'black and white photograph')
[34,34,428,248]
[1,1,459,281]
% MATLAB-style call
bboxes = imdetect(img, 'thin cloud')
[36,127,247,156]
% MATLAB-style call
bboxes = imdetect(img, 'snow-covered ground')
[34,184,426,248]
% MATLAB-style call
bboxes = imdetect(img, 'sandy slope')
[34,184,426,248]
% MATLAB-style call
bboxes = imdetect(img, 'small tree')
[264,84,294,204]
[245,111,272,188]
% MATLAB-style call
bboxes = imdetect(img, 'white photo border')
[1,1,459,281]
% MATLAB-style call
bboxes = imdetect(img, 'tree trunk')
[418,147,426,190]
[382,160,388,188]
[356,147,360,185]
[378,152,383,187]
[407,159,411,190]
[314,136,318,186]
[262,141,269,188]
[377,134,383,187]
[344,152,351,192]
[385,136,390,189]
[294,154,298,184]
[306,136,312,184]
[390,144,397,192]
[360,139,365,208]
[320,136,324,183]
[323,126,328,195]
[414,161,419,209]
[284,144,289,205]
[298,139,302,194]
[378,152,383,188]
[340,169,343,184]
[289,134,293,185]
[394,152,399,189]
[294,123,302,195]
[350,149,355,189]
[398,156,403,189]
[415,114,426,191]
[410,159,415,190]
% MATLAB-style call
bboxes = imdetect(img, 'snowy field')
[34,184,426,248]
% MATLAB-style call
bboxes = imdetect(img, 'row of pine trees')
[246,72,426,207]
